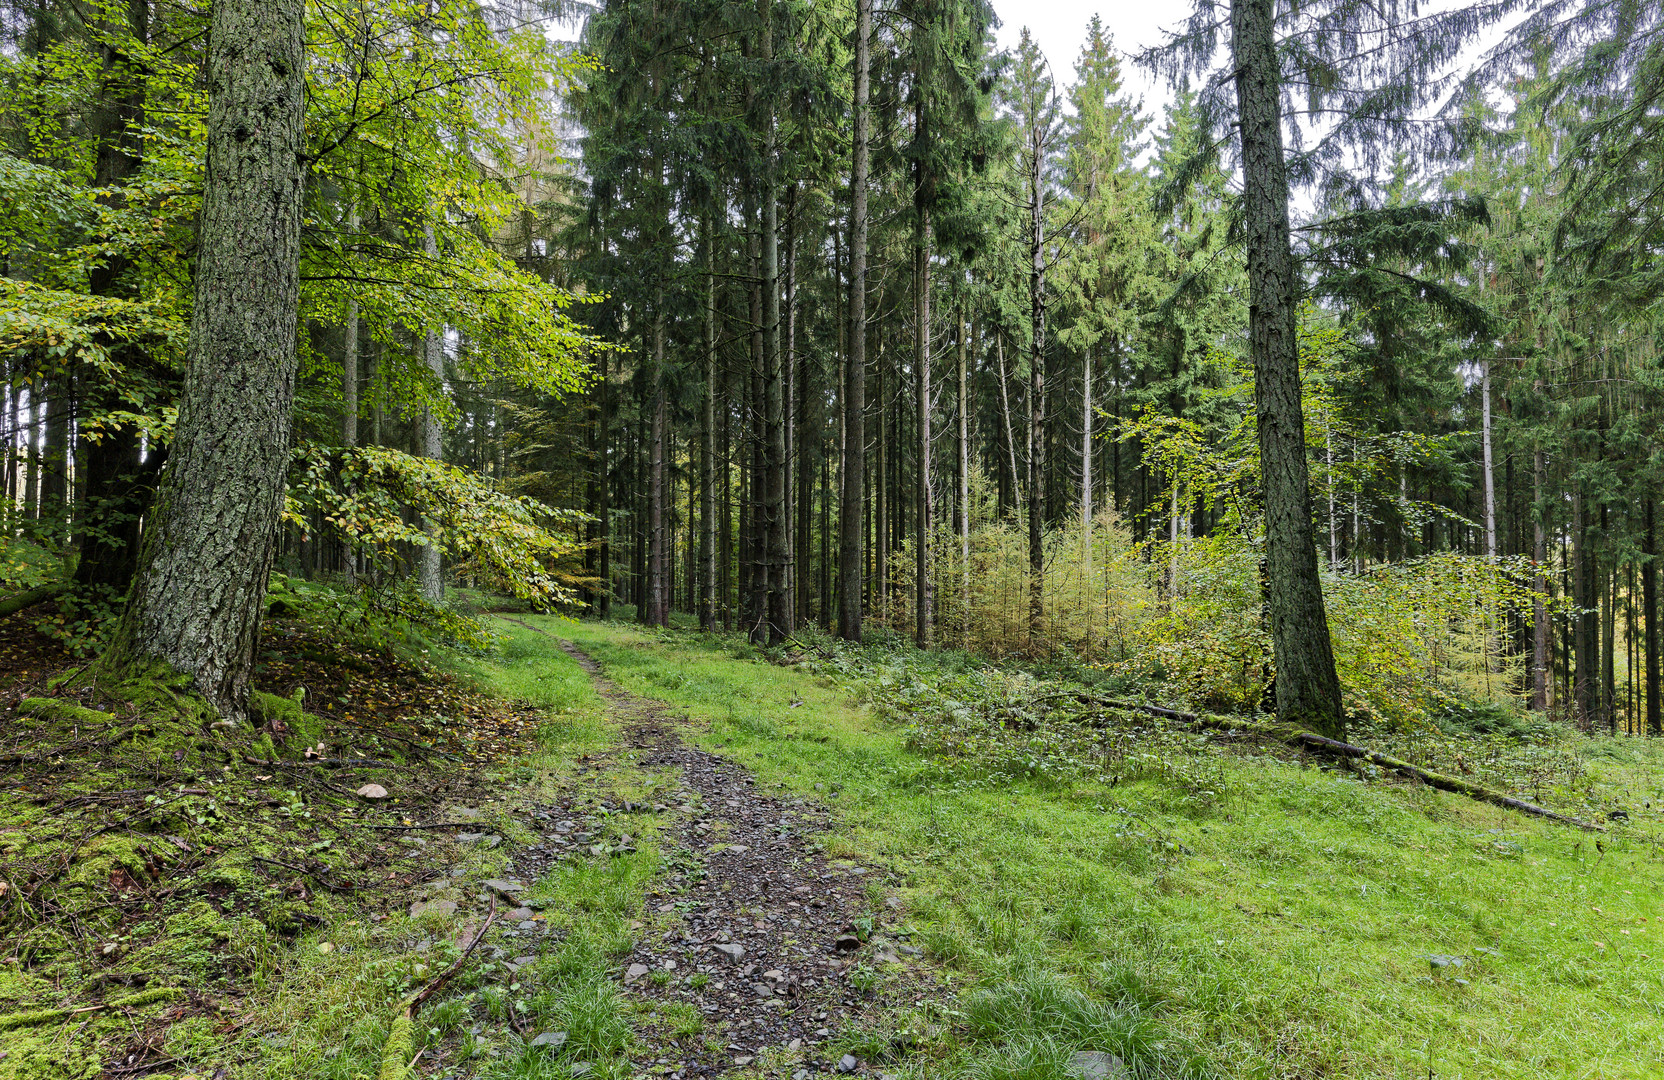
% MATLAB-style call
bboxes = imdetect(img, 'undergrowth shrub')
[871,483,1539,730]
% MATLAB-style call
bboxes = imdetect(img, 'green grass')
[545,617,1664,1080]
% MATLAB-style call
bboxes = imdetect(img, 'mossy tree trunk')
[1231,0,1345,738]
[102,0,305,719]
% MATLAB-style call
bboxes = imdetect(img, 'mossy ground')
[0,608,618,1080]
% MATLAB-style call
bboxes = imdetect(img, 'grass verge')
[550,617,1663,1080]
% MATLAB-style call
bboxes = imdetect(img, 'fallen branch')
[1099,699,1605,832]
[244,755,394,769]
[0,986,182,1032]
[0,581,69,619]
[250,854,355,892]
[375,900,497,1080]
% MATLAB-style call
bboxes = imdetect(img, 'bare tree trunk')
[701,213,717,630]
[342,204,359,588]
[1572,484,1595,727]
[418,225,445,603]
[1081,341,1093,543]
[1646,497,1660,735]
[838,0,871,643]
[914,202,933,649]
[1482,357,1497,560]
[102,0,305,718]
[647,272,669,627]
[958,301,970,631]
[1532,447,1551,712]
[1327,431,1337,571]
[759,0,790,644]
[1027,108,1046,642]
[995,331,1021,514]
[1231,0,1344,736]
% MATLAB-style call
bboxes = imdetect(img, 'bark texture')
[1231,0,1345,737]
[837,0,870,643]
[104,0,305,718]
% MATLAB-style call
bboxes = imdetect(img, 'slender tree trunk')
[1231,0,1344,736]
[758,0,789,644]
[1601,505,1615,733]
[1326,431,1337,571]
[647,260,669,627]
[1572,484,1594,726]
[701,213,717,630]
[1482,358,1497,560]
[1646,498,1660,735]
[342,202,359,588]
[418,225,445,603]
[914,202,933,649]
[102,0,305,718]
[1082,341,1093,542]
[838,0,871,643]
[1532,447,1551,712]
[1026,111,1046,641]
[995,331,1021,513]
[958,300,970,629]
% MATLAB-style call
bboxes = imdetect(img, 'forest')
[0,0,1661,735]
[2,0,1663,1076]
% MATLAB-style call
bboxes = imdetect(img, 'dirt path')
[509,639,922,1079]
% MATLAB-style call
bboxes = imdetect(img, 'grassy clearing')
[549,617,1664,1080]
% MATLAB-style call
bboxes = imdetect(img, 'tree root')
[18,697,117,725]
[1101,699,1606,832]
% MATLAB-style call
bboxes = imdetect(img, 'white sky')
[990,0,1197,118]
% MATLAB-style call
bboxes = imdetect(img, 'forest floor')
[2,608,1662,1080]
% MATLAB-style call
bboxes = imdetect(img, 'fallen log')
[1099,699,1605,832]
[0,581,69,619]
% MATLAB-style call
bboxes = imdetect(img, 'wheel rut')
[515,639,923,1080]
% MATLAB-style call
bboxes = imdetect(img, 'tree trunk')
[995,331,1021,515]
[914,203,934,649]
[418,226,444,603]
[1481,358,1496,560]
[1572,484,1595,726]
[838,0,870,643]
[701,213,717,630]
[1082,340,1093,542]
[646,263,669,627]
[1231,0,1344,737]
[1532,447,1551,712]
[1027,110,1046,642]
[1646,498,1660,735]
[958,301,970,631]
[342,202,359,588]
[101,0,305,719]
